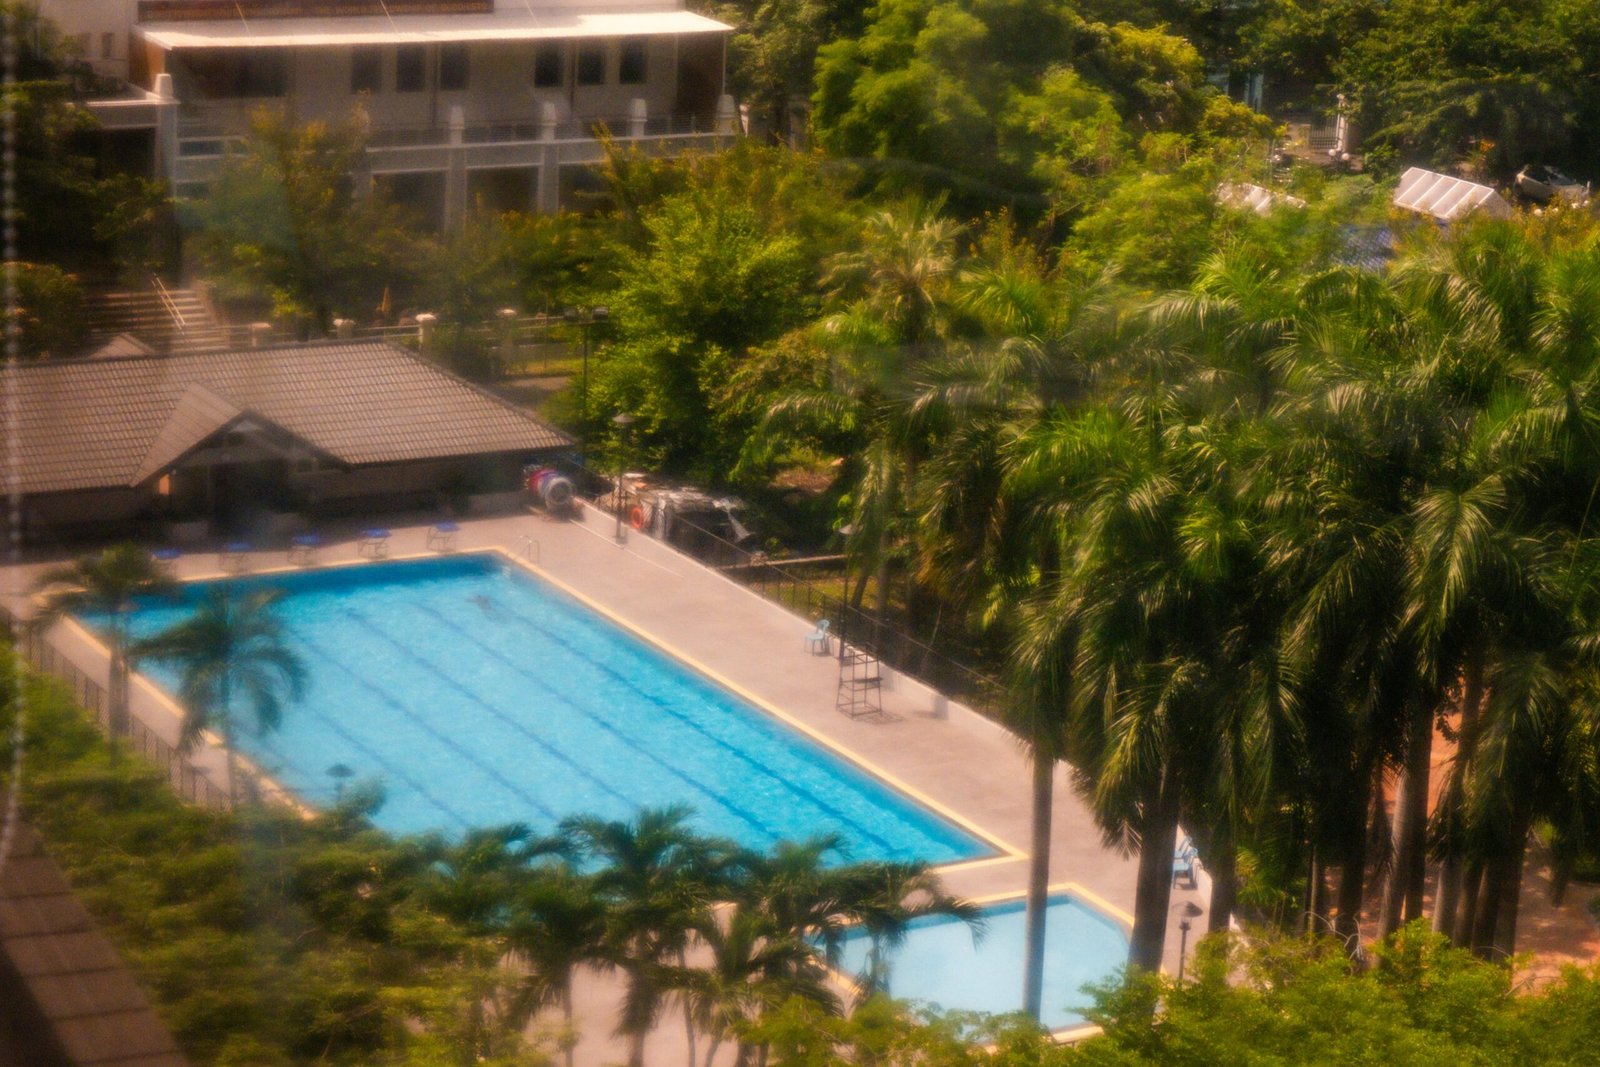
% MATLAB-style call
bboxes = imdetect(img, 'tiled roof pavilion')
[5,341,571,496]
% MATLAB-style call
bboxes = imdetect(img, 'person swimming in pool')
[470,594,501,617]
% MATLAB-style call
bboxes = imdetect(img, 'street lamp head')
[563,307,580,322]
[612,412,636,430]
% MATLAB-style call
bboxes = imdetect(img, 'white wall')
[173,38,687,134]
[34,0,136,80]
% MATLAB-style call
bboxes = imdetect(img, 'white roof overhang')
[137,9,732,49]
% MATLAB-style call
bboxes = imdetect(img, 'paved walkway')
[2,505,1207,1064]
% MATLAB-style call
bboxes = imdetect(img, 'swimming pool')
[835,893,1128,1029]
[95,554,991,865]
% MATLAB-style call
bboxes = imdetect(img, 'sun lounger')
[358,528,390,559]
[288,532,322,565]
[219,541,252,573]
[427,521,460,551]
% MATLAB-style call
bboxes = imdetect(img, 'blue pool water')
[835,894,1128,1029]
[94,554,990,864]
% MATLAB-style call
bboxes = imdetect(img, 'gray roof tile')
[6,341,571,494]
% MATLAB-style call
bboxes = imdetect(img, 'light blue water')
[93,554,990,864]
[835,894,1128,1029]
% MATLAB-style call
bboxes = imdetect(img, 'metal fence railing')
[3,604,234,811]
[561,467,1007,717]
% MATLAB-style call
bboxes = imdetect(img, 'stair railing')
[149,273,188,335]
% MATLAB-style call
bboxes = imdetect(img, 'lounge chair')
[150,547,181,575]
[1173,835,1199,888]
[288,532,323,565]
[219,541,252,573]
[358,528,390,559]
[427,520,460,551]
[805,618,832,655]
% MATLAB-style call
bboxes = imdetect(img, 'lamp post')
[1175,900,1204,982]
[612,412,636,541]
[563,305,609,468]
[327,762,354,802]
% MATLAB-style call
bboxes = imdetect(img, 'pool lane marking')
[249,655,477,832]
[492,548,1025,861]
[91,551,1017,860]
[292,631,563,825]
[418,601,801,847]
[338,604,671,827]
[449,594,913,859]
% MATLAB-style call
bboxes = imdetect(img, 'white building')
[39,0,737,222]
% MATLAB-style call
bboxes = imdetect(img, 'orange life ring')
[629,505,647,530]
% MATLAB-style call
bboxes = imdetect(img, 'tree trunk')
[1433,661,1484,940]
[681,949,697,1067]
[849,571,869,614]
[107,644,130,748]
[1127,762,1180,973]
[1333,769,1373,955]
[1380,702,1432,938]
[1490,823,1528,962]
[1454,860,1484,948]
[1022,750,1053,1021]
[562,987,576,1067]
[1207,830,1237,935]
[1470,854,1503,959]
[1308,851,1328,936]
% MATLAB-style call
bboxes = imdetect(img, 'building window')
[576,42,605,86]
[101,32,116,59]
[396,45,427,92]
[533,42,562,88]
[183,49,287,98]
[350,47,382,92]
[439,43,469,90]
[619,38,647,84]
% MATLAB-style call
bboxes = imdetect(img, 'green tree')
[135,587,306,806]
[588,193,814,478]
[184,107,422,335]
[31,544,176,749]
[507,865,612,1067]
[563,805,731,1067]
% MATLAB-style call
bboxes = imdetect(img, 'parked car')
[1515,164,1589,204]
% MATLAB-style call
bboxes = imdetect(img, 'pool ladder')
[519,534,541,563]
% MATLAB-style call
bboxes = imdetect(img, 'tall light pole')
[564,305,608,468]
[612,412,636,541]
[1175,901,1203,982]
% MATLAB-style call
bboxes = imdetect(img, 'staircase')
[82,282,235,356]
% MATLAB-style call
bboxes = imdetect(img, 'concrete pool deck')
[1,506,1208,1062]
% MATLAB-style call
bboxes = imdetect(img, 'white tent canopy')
[1392,167,1512,222]
[138,8,731,49]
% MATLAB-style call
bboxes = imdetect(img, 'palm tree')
[829,859,981,1001]
[134,586,305,807]
[506,862,610,1067]
[30,544,176,748]
[563,805,731,1067]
